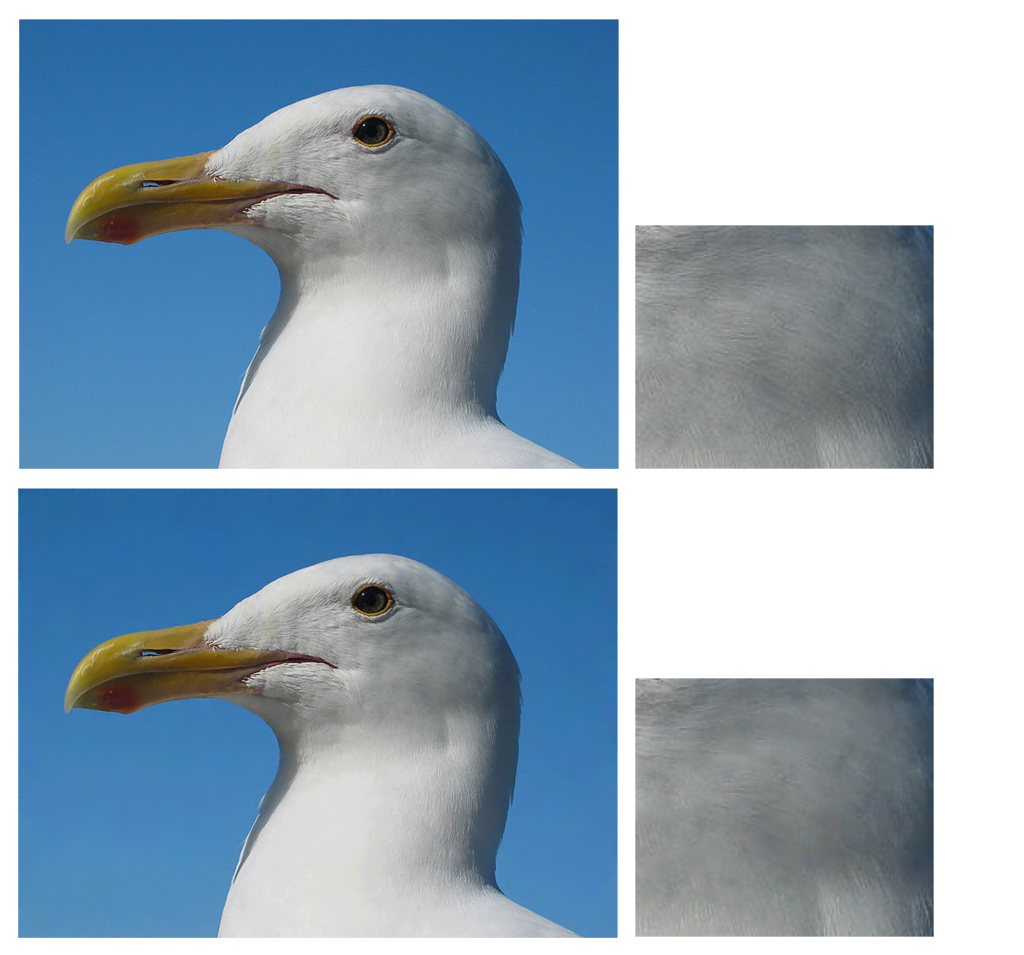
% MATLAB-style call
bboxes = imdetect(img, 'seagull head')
[65,85,522,277]
[65,554,521,749]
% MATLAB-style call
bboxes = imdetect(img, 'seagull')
[636,679,933,936]
[635,226,934,468]
[66,86,580,468]
[65,554,578,937]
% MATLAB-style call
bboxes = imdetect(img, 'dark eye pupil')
[354,586,390,614]
[355,118,390,145]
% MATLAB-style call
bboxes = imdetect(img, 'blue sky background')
[20,20,618,468]
[19,489,617,937]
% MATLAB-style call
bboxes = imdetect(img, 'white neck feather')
[219,224,519,468]
[220,714,517,936]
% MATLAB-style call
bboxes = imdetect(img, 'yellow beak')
[65,151,328,245]
[64,620,318,714]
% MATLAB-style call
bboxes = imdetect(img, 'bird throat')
[220,722,514,935]
[219,253,517,467]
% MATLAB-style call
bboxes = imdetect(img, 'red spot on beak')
[100,683,138,713]
[98,214,142,245]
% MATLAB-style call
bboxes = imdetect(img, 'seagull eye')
[352,585,393,616]
[353,116,394,147]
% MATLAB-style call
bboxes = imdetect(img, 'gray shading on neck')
[636,227,933,468]
[636,678,933,935]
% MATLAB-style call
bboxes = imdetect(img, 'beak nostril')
[139,180,178,188]
[140,648,178,657]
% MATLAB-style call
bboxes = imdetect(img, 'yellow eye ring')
[352,585,394,616]
[352,115,395,147]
